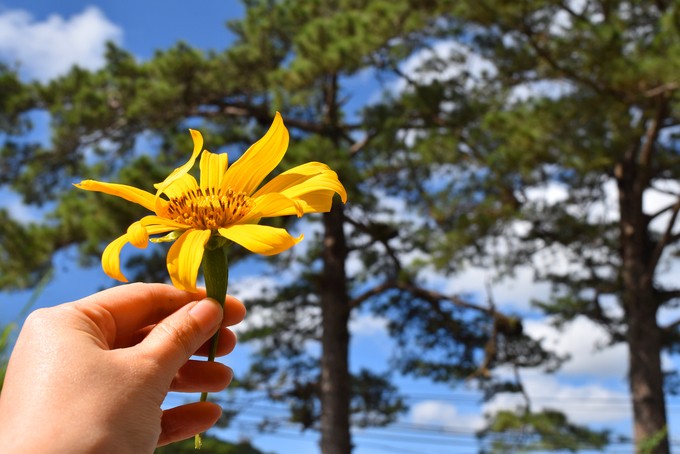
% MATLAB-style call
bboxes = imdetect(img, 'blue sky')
[1,2,679,453]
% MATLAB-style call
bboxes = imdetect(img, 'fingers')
[138,298,223,375]
[157,402,222,447]
[76,283,208,337]
[75,283,245,346]
[170,360,233,393]
[118,325,237,355]
[222,295,247,326]
[194,328,237,357]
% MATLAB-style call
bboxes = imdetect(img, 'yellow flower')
[75,113,347,291]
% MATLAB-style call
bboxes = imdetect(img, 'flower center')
[166,187,253,230]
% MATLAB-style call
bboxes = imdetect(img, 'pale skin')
[0,283,246,454]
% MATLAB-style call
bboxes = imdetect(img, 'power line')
[230,413,650,449]
[209,391,680,453]
[223,388,680,406]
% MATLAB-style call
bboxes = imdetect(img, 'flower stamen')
[166,187,253,230]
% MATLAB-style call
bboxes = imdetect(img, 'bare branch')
[348,279,493,314]
[648,198,679,222]
[395,281,493,314]
[469,282,499,379]
[349,130,377,156]
[639,99,668,170]
[348,281,394,309]
[514,366,532,412]
[648,196,680,274]
[558,0,589,24]
[644,82,679,98]
[657,288,680,305]
[662,317,680,333]
[651,183,680,197]
[344,215,402,274]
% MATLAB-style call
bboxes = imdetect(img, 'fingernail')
[189,298,222,334]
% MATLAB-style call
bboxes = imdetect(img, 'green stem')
[195,244,228,449]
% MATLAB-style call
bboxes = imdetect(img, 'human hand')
[0,283,245,454]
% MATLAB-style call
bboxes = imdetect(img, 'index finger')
[73,283,243,338]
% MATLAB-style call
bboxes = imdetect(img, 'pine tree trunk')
[319,205,352,454]
[626,298,668,454]
[618,152,669,454]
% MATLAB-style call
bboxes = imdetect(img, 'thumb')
[139,298,223,378]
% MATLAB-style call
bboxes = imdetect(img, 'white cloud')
[349,313,388,336]
[484,372,631,425]
[418,264,551,313]
[1,188,46,224]
[524,316,628,379]
[228,276,278,333]
[509,79,576,104]
[410,400,484,431]
[229,275,278,302]
[0,6,123,82]
[524,181,570,206]
[393,40,497,95]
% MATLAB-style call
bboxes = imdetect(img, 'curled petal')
[166,229,211,292]
[102,223,182,282]
[102,233,131,283]
[74,180,157,212]
[155,129,204,210]
[127,221,149,248]
[222,112,289,195]
[218,224,303,256]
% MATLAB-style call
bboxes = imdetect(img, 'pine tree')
[367,1,680,452]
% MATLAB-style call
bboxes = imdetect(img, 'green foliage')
[0,210,54,290]
[639,426,669,454]
[0,64,34,135]
[479,409,610,453]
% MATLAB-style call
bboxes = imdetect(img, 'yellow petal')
[288,189,337,214]
[139,215,187,230]
[200,149,229,189]
[253,162,332,196]
[240,193,305,223]
[102,222,182,282]
[74,180,157,212]
[279,171,347,205]
[218,224,303,256]
[221,112,289,195]
[154,173,199,200]
[102,233,131,282]
[253,162,347,205]
[155,129,204,210]
[166,229,211,291]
